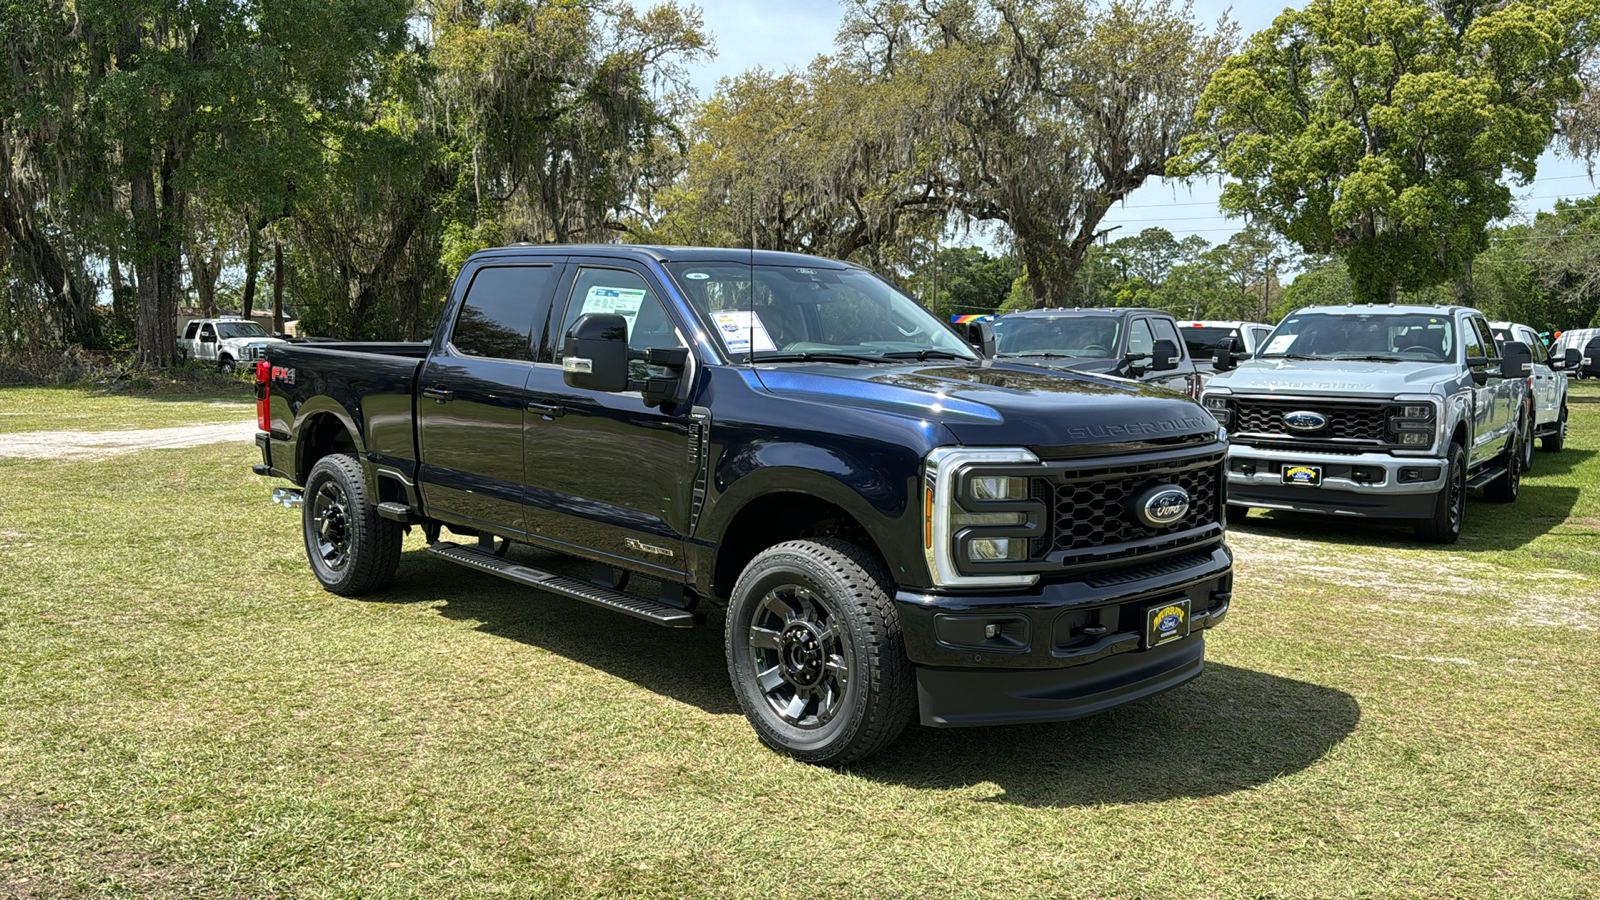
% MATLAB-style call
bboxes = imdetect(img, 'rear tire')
[302,453,403,596]
[1414,442,1467,544]
[1485,423,1523,505]
[725,538,915,766]
[1541,403,1567,453]
[1518,404,1535,473]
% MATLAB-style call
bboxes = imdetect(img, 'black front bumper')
[894,544,1231,727]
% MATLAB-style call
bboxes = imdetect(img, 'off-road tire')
[726,538,915,766]
[302,453,403,596]
[1485,421,1523,504]
[1541,403,1567,453]
[1414,442,1467,544]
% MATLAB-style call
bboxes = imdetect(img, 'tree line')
[1,0,1597,371]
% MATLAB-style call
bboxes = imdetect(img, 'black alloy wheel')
[1415,442,1467,544]
[748,583,851,729]
[311,479,353,572]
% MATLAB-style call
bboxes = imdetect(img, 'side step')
[1465,466,1506,490]
[426,542,700,628]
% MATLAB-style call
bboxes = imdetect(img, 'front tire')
[1414,442,1467,544]
[301,454,403,596]
[1518,405,1535,473]
[218,355,236,374]
[725,539,915,766]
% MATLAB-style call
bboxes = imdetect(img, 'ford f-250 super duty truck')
[253,245,1234,764]
[1202,304,1532,544]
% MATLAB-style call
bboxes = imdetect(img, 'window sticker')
[1265,334,1297,354]
[710,310,778,354]
[580,285,648,332]
[684,272,710,280]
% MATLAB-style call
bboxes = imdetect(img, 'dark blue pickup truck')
[253,245,1234,764]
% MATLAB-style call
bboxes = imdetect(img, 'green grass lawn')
[2,386,1598,897]
[0,386,252,434]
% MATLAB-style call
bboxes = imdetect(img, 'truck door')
[1461,316,1507,465]
[1526,328,1557,427]
[1149,316,1196,394]
[197,322,218,362]
[521,260,694,576]
[417,262,563,534]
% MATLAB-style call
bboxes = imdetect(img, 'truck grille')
[1030,446,1225,569]
[1232,398,1392,445]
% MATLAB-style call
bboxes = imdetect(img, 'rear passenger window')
[183,322,200,340]
[451,265,557,361]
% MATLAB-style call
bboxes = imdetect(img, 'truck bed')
[265,341,431,479]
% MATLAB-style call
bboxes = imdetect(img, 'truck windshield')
[218,322,268,339]
[663,262,977,363]
[990,316,1121,358]
[1260,312,1456,362]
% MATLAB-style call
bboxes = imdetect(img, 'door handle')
[527,400,565,418]
[423,386,454,403]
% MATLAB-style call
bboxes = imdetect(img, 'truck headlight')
[1388,398,1439,449]
[1201,394,1231,425]
[924,448,1043,588]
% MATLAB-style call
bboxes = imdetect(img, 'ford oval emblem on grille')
[1135,485,1190,528]
[1283,410,1328,432]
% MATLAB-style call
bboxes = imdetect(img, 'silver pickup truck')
[1201,304,1533,543]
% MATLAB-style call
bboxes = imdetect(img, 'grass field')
[2,385,1598,897]
[0,386,252,434]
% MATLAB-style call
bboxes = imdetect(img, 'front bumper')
[1225,443,1445,518]
[895,544,1231,726]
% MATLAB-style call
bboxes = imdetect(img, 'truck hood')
[1206,358,1455,398]
[993,355,1119,376]
[752,361,1217,449]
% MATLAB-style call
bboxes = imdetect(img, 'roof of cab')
[1000,307,1170,318]
[1289,303,1477,317]
[467,243,857,269]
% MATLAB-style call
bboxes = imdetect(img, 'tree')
[932,246,1019,318]
[842,0,1236,307]
[1174,0,1600,303]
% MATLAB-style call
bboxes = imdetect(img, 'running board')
[1465,466,1506,490]
[426,542,700,628]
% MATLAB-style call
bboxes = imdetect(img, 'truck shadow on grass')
[379,550,1358,808]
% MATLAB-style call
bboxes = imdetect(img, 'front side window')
[451,265,556,361]
[1127,319,1155,356]
[1181,326,1238,360]
[1261,312,1457,362]
[558,267,686,379]
[990,315,1122,358]
[1150,317,1184,357]
[664,262,976,362]
[199,323,216,339]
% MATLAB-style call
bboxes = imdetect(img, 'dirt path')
[0,422,257,460]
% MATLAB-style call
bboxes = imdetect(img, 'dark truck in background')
[253,245,1234,764]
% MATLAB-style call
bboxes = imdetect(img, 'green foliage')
[931,247,1018,318]
[1175,0,1600,302]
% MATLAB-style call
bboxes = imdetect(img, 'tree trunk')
[272,238,285,334]
[132,169,167,368]
[240,217,261,319]
[109,243,127,328]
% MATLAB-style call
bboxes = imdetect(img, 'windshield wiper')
[750,351,880,365]
[1262,353,1328,361]
[879,349,972,361]
[1000,351,1077,359]
[1332,355,1407,362]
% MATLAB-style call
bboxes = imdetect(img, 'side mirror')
[1563,347,1581,369]
[1499,341,1531,380]
[1213,337,1238,372]
[1151,338,1179,372]
[200,333,217,344]
[562,313,630,392]
[966,321,997,357]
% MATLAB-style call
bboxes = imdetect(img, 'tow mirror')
[200,333,217,344]
[1151,338,1179,372]
[562,313,630,392]
[1500,341,1532,380]
[1559,347,1580,369]
[1213,337,1238,372]
[966,320,997,357]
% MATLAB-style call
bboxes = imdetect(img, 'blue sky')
[660,0,1598,252]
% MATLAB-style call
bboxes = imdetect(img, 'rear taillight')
[255,360,271,431]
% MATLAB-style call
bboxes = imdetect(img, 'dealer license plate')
[1145,599,1191,649]
[1282,464,1322,486]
